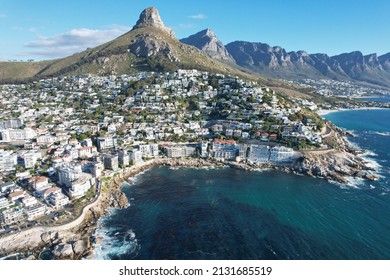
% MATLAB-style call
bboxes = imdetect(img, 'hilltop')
[0,8,255,83]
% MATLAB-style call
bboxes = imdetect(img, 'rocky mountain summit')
[181,28,235,64]
[132,7,175,38]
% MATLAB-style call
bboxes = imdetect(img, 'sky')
[1,0,389,61]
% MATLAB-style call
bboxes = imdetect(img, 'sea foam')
[92,224,139,260]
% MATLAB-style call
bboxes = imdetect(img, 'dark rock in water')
[365,174,379,181]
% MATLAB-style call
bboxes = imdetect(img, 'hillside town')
[0,69,331,232]
[293,78,390,98]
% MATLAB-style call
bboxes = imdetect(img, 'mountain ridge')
[224,40,390,88]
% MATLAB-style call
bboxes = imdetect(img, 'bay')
[93,109,390,260]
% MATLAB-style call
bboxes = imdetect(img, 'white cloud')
[179,23,197,29]
[12,26,38,32]
[23,26,130,59]
[188,13,207,20]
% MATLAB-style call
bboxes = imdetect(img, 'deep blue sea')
[93,109,390,260]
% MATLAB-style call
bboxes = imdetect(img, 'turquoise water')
[93,109,390,260]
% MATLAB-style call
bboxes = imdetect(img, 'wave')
[375,131,390,136]
[328,180,350,190]
[345,176,364,189]
[361,150,379,157]
[92,225,139,260]
[127,167,153,185]
[362,157,382,172]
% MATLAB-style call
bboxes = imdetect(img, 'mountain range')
[0,7,258,84]
[1,7,389,90]
[181,29,390,88]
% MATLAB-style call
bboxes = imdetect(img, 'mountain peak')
[181,28,235,64]
[201,28,215,37]
[132,7,175,37]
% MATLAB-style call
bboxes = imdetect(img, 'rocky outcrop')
[181,28,235,63]
[53,243,74,258]
[72,238,90,256]
[129,34,179,61]
[132,7,175,38]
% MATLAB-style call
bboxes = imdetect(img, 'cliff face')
[225,41,390,88]
[181,28,236,64]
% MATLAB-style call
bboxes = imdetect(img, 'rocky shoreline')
[0,134,379,259]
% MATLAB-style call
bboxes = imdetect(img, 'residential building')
[17,150,41,168]
[43,187,69,209]
[211,139,238,160]
[58,164,83,187]
[36,135,56,146]
[0,207,25,225]
[164,145,196,158]
[96,136,117,151]
[81,138,93,147]
[67,174,93,199]
[129,149,143,165]
[198,141,208,158]
[0,128,36,142]
[118,150,130,167]
[103,154,119,170]
[248,145,270,163]
[0,119,24,130]
[0,181,15,194]
[0,197,11,209]
[28,176,49,192]
[269,146,295,162]
[91,162,104,178]
[25,202,46,220]
[8,190,26,202]
[78,146,98,158]
[139,144,159,158]
[239,144,250,160]
[21,196,38,207]
[0,150,17,171]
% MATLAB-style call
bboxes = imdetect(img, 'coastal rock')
[72,238,90,256]
[365,174,379,181]
[41,232,51,243]
[40,231,59,244]
[53,243,74,258]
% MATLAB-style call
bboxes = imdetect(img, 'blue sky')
[1,0,389,61]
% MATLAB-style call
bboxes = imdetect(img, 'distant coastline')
[317,107,390,116]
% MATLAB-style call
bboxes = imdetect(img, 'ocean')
[93,109,390,260]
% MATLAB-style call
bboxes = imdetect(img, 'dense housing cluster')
[0,69,325,230]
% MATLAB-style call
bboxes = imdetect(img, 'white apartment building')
[139,144,159,158]
[0,150,17,171]
[269,146,295,162]
[248,145,270,163]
